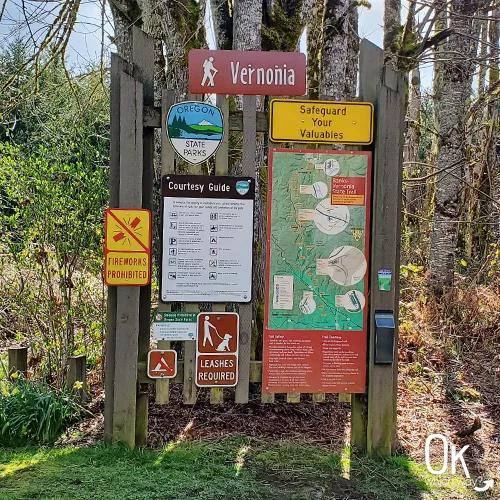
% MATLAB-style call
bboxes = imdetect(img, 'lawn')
[0,438,479,500]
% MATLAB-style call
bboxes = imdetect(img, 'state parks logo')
[166,101,224,165]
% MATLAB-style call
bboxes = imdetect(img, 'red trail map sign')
[263,149,372,394]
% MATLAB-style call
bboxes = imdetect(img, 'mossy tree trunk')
[344,2,359,100]
[142,0,206,100]
[211,0,233,50]
[320,0,349,100]
[307,0,324,100]
[383,0,401,67]
[429,0,484,293]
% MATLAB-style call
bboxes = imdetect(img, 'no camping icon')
[147,350,177,379]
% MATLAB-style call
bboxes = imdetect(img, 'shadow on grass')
[0,438,464,500]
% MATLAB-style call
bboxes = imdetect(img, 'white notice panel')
[161,175,254,303]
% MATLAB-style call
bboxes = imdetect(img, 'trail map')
[266,150,370,332]
[263,149,372,394]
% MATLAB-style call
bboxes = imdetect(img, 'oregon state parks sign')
[167,101,224,165]
[188,49,306,95]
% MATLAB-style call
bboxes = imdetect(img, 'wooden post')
[178,95,202,406]
[235,95,256,404]
[210,94,231,405]
[262,101,277,406]
[104,53,132,443]
[352,39,405,457]
[8,347,27,378]
[133,26,154,448]
[67,355,87,403]
[112,71,144,448]
[155,89,175,405]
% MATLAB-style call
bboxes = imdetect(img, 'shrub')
[0,374,81,445]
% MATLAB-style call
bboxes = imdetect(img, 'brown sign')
[196,354,238,387]
[188,49,306,96]
[195,312,239,387]
[147,350,177,379]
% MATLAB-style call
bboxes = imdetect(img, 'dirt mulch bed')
[63,384,351,449]
[396,346,500,481]
[148,384,350,448]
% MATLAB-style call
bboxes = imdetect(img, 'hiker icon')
[203,315,217,347]
[201,57,218,87]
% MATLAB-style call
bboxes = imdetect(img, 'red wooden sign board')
[263,149,373,394]
[188,49,306,96]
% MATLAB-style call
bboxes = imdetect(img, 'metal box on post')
[374,311,395,364]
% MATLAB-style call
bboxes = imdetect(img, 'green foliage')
[0,42,109,383]
[0,375,81,445]
[262,1,303,52]
[0,140,107,382]
[0,40,110,164]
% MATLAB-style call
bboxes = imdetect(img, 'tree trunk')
[477,16,488,94]
[211,0,233,50]
[424,3,447,217]
[233,0,262,51]
[487,7,500,244]
[307,0,324,100]
[320,0,349,100]
[143,0,205,100]
[231,0,264,358]
[466,13,488,259]
[344,1,359,100]
[383,0,401,67]
[110,5,135,60]
[429,0,481,293]
[404,66,421,234]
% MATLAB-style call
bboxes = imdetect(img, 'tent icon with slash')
[147,350,177,379]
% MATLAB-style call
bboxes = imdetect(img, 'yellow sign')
[105,251,150,285]
[104,208,151,286]
[269,99,374,145]
[105,209,150,251]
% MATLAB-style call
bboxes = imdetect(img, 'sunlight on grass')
[234,445,250,476]
[0,447,76,478]
[340,444,351,479]
[0,454,45,478]
[154,419,194,464]
[0,355,8,380]
[0,439,488,499]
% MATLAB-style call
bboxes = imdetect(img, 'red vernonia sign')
[263,149,373,394]
[188,49,306,96]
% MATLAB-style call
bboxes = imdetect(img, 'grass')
[0,438,483,500]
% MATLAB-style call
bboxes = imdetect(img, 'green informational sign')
[153,311,197,341]
[265,149,372,332]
